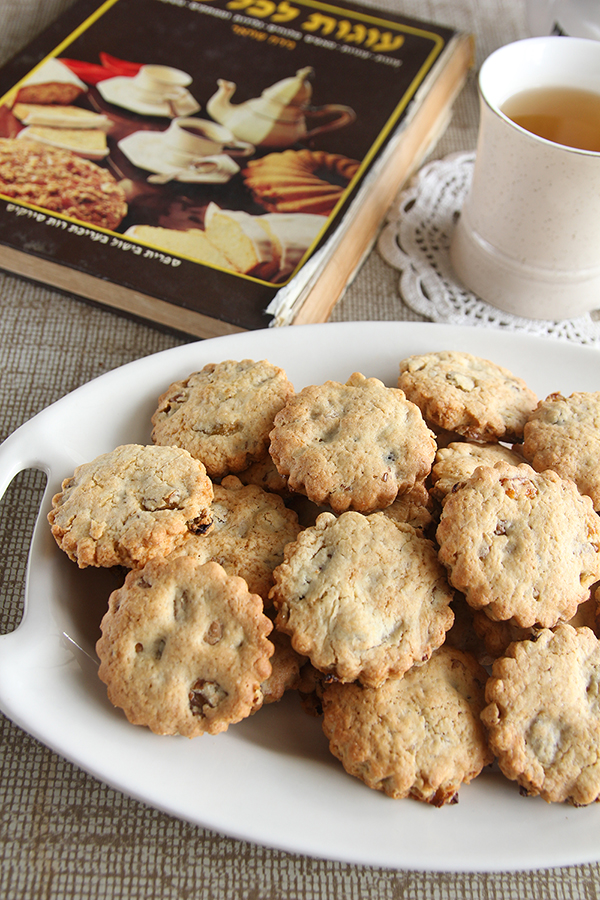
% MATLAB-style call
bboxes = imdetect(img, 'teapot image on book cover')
[206,66,356,148]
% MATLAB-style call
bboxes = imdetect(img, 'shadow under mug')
[450,36,600,320]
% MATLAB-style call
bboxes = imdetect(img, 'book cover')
[0,0,470,336]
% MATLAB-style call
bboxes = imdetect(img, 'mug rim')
[478,35,600,157]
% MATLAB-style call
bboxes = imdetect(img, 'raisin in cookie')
[522,391,600,511]
[96,557,273,736]
[398,351,537,442]
[152,359,294,479]
[482,624,600,804]
[48,443,213,569]
[269,511,454,687]
[322,645,493,805]
[437,462,600,628]
[167,475,301,604]
[269,372,436,514]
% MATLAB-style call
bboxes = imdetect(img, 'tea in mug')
[501,86,600,151]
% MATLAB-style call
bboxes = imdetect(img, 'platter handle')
[0,417,54,500]
[0,416,65,641]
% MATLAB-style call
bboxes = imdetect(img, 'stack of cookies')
[47,351,600,808]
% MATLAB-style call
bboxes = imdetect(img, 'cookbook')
[0,0,473,337]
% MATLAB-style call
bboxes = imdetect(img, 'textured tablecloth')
[2,1,600,898]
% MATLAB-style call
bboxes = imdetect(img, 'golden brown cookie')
[322,645,493,805]
[522,391,600,511]
[444,594,490,665]
[398,351,537,442]
[379,480,434,535]
[472,611,538,660]
[235,454,289,495]
[473,596,599,660]
[436,462,600,628]
[167,474,301,604]
[270,510,454,687]
[47,443,213,569]
[296,661,328,717]
[151,359,294,479]
[431,441,525,501]
[260,622,306,705]
[96,557,273,737]
[482,624,600,804]
[269,372,436,514]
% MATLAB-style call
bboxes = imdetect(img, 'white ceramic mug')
[131,65,193,103]
[161,117,253,167]
[449,36,600,319]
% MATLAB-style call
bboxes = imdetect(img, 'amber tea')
[501,86,600,152]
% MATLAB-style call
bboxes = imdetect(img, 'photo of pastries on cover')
[0,36,365,284]
[48,350,600,808]
[0,54,359,283]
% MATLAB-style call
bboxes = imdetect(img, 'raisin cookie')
[96,557,273,736]
[482,624,600,804]
[444,595,490,666]
[472,611,539,661]
[269,372,436,514]
[48,443,213,569]
[167,475,301,603]
[260,622,306,705]
[398,351,537,442]
[437,462,600,628]
[379,480,434,536]
[522,391,600,511]
[151,359,294,479]
[322,645,493,805]
[473,596,599,661]
[431,441,525,501]
[236,454,289,495]
[269,511,454,687]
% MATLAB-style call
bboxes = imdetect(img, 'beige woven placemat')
[2,1,600,898]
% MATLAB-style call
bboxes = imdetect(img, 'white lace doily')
[378,151,600,346]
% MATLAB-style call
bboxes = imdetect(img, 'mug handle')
[305,104,356,140]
